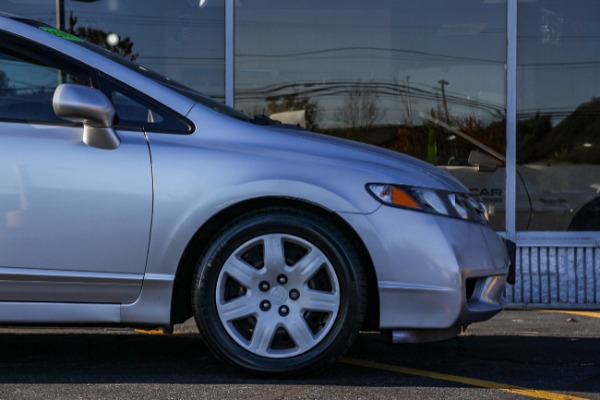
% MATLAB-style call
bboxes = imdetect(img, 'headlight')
[366,183,489,224]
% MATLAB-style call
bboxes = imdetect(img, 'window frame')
[97,71,194,134]
[0,31,95,126]
[0,30,193,135]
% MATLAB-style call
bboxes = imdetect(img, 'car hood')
[277,125,467,191]
[187,104,468,193]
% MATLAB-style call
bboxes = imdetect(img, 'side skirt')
[0,274,175,327]
[0,302,120,324]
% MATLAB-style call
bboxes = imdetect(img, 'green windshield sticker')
[39,27,81,41]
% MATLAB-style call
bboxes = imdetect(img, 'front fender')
[145,140,380,279]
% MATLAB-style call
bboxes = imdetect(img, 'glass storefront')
[517,1,600,232]
[2,0,600,234]
[4,0,225,100]
[234,0,508,230]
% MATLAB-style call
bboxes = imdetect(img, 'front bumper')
[343,205,512,332]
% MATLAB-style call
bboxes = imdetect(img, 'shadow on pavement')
[0,330,597,394]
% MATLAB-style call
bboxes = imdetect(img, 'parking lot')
[0,309,598,400]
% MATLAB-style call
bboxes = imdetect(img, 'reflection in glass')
[4,0,225,100]
[235,0,507,229]
[518,0,600,231]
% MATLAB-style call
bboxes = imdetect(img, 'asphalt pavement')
[0,309,599,400]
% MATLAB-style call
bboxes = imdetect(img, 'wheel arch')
[568,195,600,231]
[169,196,380,330]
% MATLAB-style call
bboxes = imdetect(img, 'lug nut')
[259,281,270,292]
[279,305,290,316]
[260,300,271,311]
[289,289,300,301]
[277,274,288,285]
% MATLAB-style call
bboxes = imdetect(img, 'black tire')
[192,207,366,377]
[568,197,600,231]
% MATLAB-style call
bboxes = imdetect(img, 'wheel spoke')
[294,249,327,281]
[263,234,285,270]
[217,296,255,322]
[221,256,261,288]
[285,316,317,352]
[249,316,276,355]
[303,289,340,313]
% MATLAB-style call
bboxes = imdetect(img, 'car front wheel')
[192,208,366,377]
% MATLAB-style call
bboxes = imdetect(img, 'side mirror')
[53,84,120,150]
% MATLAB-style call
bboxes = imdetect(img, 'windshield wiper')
[250,114,282,126]
[250,114,308,131]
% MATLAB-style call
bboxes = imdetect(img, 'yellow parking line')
[342,358,588,400]
[539,310,600,319]
[134,328,185,335]
[134,328,165,335]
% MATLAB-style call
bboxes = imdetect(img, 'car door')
[0,35,152,303]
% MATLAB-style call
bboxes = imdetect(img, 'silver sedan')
[0,13,513,377]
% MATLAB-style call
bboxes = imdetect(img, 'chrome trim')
[225,0,235,107]
[0,267,140,283]
[505,0,517,240]
[0,267,142,303]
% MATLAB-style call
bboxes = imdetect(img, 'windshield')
[77,41,252,122]
[17,17,252,122]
